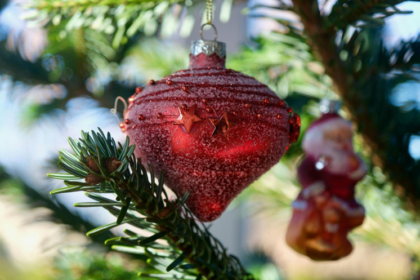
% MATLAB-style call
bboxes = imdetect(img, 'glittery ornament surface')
[125,45,298,221]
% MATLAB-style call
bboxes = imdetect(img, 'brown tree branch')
[291,0,348,95]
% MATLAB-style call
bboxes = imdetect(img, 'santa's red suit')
[297,155,365,208]
[286,112,366,261]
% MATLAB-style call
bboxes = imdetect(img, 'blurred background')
[1,0,420,279]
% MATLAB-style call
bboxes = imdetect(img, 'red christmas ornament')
[286,100,366,260]
[124,37,300,222]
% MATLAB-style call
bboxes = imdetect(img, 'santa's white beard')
[316,148,360,175]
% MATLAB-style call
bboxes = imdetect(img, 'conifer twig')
[327,0,412,30]
[27,0,183,10]
[48,129,254,280]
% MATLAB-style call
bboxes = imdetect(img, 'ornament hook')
[110,96,128,123]
[319,98,341,114]
[200,23,218,41]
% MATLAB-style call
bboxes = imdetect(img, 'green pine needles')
[48,129,254,280]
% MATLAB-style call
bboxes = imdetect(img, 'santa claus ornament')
[123,23,300,222]
[286,99,366,260]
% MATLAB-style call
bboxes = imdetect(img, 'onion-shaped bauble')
[124,40,300,221]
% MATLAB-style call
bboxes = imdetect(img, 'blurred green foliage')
[1,0,420,278]
[0,166,114,245]
[228,33,333,100]
[54,249,141,280]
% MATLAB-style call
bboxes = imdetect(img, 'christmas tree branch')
[27,0,184,11]
[0,43,50,85]
[291,0,346,94]
[327,0,413,30]
[24,0,207,48]
[378,37,420,72]
[48,129,254,280]
[24,0,189,44]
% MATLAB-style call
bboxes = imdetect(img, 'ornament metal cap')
[319,99,341,114]
[190,40,226,58]
[190,23,226,58]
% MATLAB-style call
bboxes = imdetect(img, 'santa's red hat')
[306,113,347,133]
[302,112,352,154]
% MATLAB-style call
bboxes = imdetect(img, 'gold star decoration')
[173,104,203,133]
[209,111,237,140]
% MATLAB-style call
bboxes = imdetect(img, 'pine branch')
[247,2,293,12]
[228,33,332,99]
[290,0,345,94]
[327,0,415,30]
[28,0,174,10]
[0,43,50,84]
[24,0,200,46]
[48,129,254,280]
[378,37,420,73]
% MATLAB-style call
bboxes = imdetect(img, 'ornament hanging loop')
[110,96,128,123]
[200,23,218,41]
[201,0,217,41]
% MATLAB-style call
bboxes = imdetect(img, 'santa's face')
[302,118,355,157]
[322,125,354,152]
[302,118,362,174]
